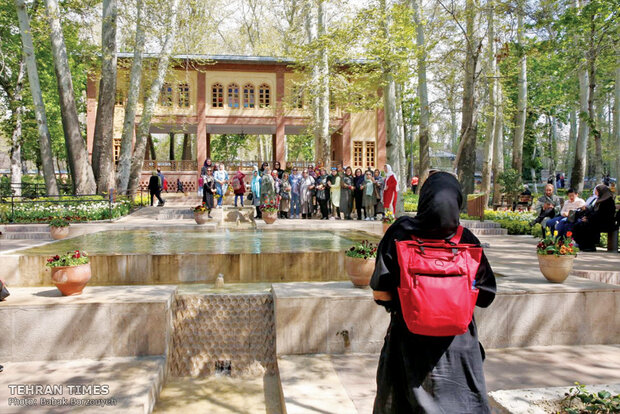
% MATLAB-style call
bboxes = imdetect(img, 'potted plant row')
[46,250,91,296]
[49,217,70,240]
[344,240,378,288]
[536,229,579,283]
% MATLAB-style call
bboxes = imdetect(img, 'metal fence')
[0,182,74,198]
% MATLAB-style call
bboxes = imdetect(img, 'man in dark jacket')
[148,171,165,206]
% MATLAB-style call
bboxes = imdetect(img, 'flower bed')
[0,196,146,224]
[462,209,538,236]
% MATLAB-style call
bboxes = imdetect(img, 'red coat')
[384,175,397,209]
[232,172,246,195]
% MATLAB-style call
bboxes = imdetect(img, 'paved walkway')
[280,345,620,414]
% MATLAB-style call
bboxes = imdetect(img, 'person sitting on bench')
[572,184,616,252]
[531,184,561,226]
[545,188,585,235]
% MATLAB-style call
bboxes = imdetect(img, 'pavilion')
[86,54,386,192]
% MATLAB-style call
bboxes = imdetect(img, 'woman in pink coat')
[383,164,398,213]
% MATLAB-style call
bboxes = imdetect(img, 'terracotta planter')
[194,211,210,224]
[537,254,575,283]
[50,225,70,240]
[263,211,277,224]
[382,222,391,233]
[344,255,376,288]
[51,263,91,296]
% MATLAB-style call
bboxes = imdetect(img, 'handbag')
[247,193,253,202]
[567,209,577,223]
[0,279,9,301]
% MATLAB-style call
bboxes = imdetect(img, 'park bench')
[515,195,532,211]
[492,194,509,211]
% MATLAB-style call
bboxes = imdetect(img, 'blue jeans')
[545,216,565,232]
[291,193,300,216]
[235,194,244,207]
[216,186,223,206]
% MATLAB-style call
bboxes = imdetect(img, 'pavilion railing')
[142,160,197,172]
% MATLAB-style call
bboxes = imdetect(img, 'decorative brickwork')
[169,293,276,377]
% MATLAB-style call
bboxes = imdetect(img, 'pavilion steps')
[0,224,52,240]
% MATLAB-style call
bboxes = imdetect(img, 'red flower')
[54,255,60,260]
[566,231,573,238]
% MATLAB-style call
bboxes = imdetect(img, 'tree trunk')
[45,0,96,194]
[548,115,557,190]
[481,0,496,207]
[455,0,478,203]
[116,0,146,194]
[614,51,620,180]
[512,0,527,176]
[570,68,589,192]
[14,0,58,195]
[411,0,430,188]
[127,0,180,195]
[587,30,602,181]
[10,61,26,197]
[169,133,175,160]
[92,0,117,194]
[305,0,320,158]
[317,0,330,167]
[182,133,191,160]
[492,81,504,205]
[566,109,577,173]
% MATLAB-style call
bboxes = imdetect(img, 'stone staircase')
[461,219,508,236]
[0,224,51,240]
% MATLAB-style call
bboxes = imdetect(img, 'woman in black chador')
[371,172,496,414]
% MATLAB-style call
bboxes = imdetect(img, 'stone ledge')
[0,356,165,414]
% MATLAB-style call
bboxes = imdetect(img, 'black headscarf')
[594,184,612,210]
[407,171,463,239]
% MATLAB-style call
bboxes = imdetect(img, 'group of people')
[240,162,399,220]
[531,182,617,251]
[199,159,235,216]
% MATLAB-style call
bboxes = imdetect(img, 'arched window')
[227,83,240,108]
[178,83,190,107]
[258,84,271,108]
[212,83,224,108]
[159,83,173,107]
[243,84,255,108]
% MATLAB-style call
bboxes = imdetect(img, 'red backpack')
[395,226,482,336]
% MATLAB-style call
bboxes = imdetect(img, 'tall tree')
[116,0,146,194]
[169,133,175,160]
[14,0,58,195]
[492,81,504,205]
[615,50,620,179]
[317,0,330,167]
[410,0,430,187]
[380,0,405,214]
[45,0,96,194]
[481,0,496,207]
[92,0,117,193]
[512,0,527,175]
[127,0,180,195]
[451,0,481,201]
[182,133,192,160]
[10,61,25,196]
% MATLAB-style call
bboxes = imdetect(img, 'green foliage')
[563,383,620,414]
[345,240,378,259]
[287,134,315,161]
[403,191,418,212]
[46,250,89,268]
[48,217,70,227]
[210,134,251,162]
[462,210,537,236]
[498,169,523,202]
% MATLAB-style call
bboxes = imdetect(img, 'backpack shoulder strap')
[448,225,464,244]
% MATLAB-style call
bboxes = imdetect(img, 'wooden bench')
[492,194,509,211]
[515,195,532,211]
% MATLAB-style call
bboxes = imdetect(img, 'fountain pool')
[6,229,380,286]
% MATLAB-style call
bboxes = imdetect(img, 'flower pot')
[344,255,376,288]
[383,222,391,233]
[50,225,70,240]
[263,211,277,224]
[51,263,91,296]
[194,211,210,224]
[537,254,575,283]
